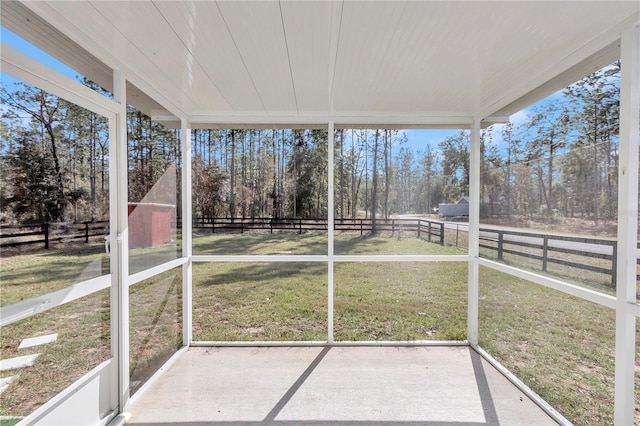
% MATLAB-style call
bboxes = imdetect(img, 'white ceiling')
[2,1,639,128]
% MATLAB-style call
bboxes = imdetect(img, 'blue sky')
[1,26,80,83]
[402,128,460,153]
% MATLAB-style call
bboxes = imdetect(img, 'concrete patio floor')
[128,346,558,425]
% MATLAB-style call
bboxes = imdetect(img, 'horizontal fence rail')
[0,221,109,249]
[192,217,327,234]
[476,227,640,287]
[192,217,445,245]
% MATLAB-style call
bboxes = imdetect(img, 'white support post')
[328,122,335,343]
[181,120,193,346]
[468,120,481,346]
[113,69,130,414]
[614,22,639,426]
[107,115,119,415]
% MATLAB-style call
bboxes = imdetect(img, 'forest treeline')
[0,62,622,226]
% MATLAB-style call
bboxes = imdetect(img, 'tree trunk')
[241,131,247,219]
[250,130,255,218]
[364,130,369,219]
[384,129,390,219]
[339,129,344,219]
[229,130,236,220]
[272,129,278,218]
[44,121,67,222]
[350,129,357,219]
[90,113,97,221]
[278,129,287,217]
[590,105,600,225]
[371,130,379,233]
[293,130,298,218]
[547,133,554,220]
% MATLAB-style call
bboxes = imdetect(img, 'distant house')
[439,197,469,217]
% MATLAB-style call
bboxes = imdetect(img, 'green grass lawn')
[0,242,109,306]
[193,262,328,341]
[191,234,465,342]
[334,233,464,255]
[0,289,110,417]
[334,262,467,341]
[0,239,181,306]
[192,231,327,255]
[479,266,620,425]
[129,269,182,395]
[191,260,467,342]
[192,230,465,256]
[0,232,638,425]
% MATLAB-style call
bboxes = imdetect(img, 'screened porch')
[0,1,639,425]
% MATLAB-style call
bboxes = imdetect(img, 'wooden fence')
[1,217,445,250]
[192,217,445,244]
[333,218,444,243]
[0,221,109,249]
[192,217,326,234]
[3,218,637,287]
[476,227,640,286]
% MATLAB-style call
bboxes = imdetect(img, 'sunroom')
[0,1,639,425]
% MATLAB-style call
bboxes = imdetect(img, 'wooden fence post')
[43,223,49,249]
[417,220,421,239]
[498,231,504,260]
[611,244,617,287]
[360,219,363,236]
[85,222,89,243]
[542,236,549,272]
[212,218,215,234]
[427,221,432,242]
[439,222,444,245]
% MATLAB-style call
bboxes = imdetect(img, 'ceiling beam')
[179,113,478,130]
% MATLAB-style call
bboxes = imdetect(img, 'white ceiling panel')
[334,1,481,115]
[88,1,231,112]
[280,1,341,114]
[153,1,264,114]
[331,1,408,113]
[216,1,297,115]
[477,2,618,107]
[2,0,638,127]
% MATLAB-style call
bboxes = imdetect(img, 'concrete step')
[18,333,58,349]
[0,354,40,372]
[0,376,16,395]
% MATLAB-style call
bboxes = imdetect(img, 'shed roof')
[2,1,638,128]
